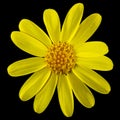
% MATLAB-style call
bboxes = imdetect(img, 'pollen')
[45,42,76,74]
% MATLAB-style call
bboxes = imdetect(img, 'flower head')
[7,3,113,117]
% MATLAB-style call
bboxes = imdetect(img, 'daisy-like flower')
[7,3,113,117]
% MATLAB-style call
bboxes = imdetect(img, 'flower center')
[45,42,76,74]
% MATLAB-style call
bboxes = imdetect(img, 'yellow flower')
[7,3,113,117]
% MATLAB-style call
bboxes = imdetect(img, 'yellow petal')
[70,13,102,47]
[75,41,109,57]
[76,56,113,71]
[57,74,74,117]
[43,9,61,43]
[72,65,111,94]
[19,19,52,47]
[19,67,51,101]
[67,72,95,108]
[11,31,47,56]
[7,57,47,77]
[34,73,58,113]
[61,3,84,43]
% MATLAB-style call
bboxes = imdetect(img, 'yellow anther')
[45,42,75,74]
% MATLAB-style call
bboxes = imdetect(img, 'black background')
[1,0,118,119]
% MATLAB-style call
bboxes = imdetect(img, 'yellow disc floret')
[45,42,76,74]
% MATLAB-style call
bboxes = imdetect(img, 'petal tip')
[19,19,27,28]
[88,100,95,108]
[90,13,102,25]
[33,101,44,114]
[7,65,15,77]
[94,13,102,21]
[74,2,84,7]
[109,60,114,70]
[7,66,11,75]
[10,31,19,40]
[105,85,111,94]
[19,90,27,101]
[10,31,14,39]
[43,8,56,16]
[33,104,40,114]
